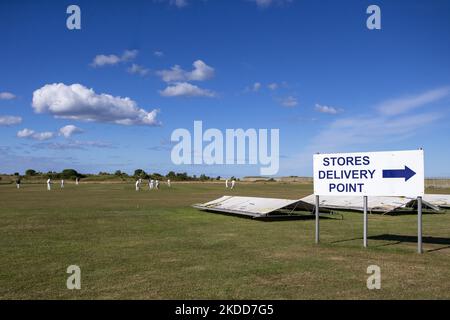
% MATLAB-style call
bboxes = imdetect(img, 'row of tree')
[14,169,236,181]
[133,169,225,181]
[23,169,85,180]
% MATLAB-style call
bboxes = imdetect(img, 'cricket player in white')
[135,180,140,191]
[167,179,171,188]
[225,179,229,188]
[155,180,159,189]
[75,177,79,185]
[149,179,154,189]
[47,178,51,191]
[231,180,236,189]
[61,179,64,188]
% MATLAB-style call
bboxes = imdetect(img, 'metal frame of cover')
[192,196,312,218]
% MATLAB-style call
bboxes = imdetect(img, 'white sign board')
[313,150,424,197]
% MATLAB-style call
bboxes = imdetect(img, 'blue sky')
[1,0,449,177]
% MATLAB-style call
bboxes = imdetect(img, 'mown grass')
[0,182,449,299]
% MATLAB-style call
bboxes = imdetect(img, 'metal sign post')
[363,196,368,248]
[315,195,320,244]
[418,196,423,254]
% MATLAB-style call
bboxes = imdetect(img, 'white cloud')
[154,51,164,57]
[282,110,443,175]
[59,125,83,138]
[281,96,298,107]
[32,132,55,141]
[0,92,16,100]
[267,83,278,90]
[0,116,22,126]
[315,103,340,114]
[17,125,83,141]
[170,0,188,8]
[127,64,150,76]
[309,113,441,152]
[189,60,215,81]
[17,128,55,141]
[253,0,272,8]
[245,82,280,92]
[156,0,188,8]
[91,50,139,67]
[157,60,215,82]
[121,49,138,61]
[157,65,184,82]
[250,0,292,8]
[32,83,160,126]
[17,128,34,138]
[297,87,448,156]
[35,140,113,150]
[252,82,262,92]
[377,87,450,116]
[91,54,121,67]
[159,82,216,97]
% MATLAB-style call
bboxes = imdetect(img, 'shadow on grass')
[258,214,339,222]
[332,234,450,252]
[199,209,340,222]
[384,209,443,216]
[370,234,450,252]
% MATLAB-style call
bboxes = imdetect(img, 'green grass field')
[0,182,449,299]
